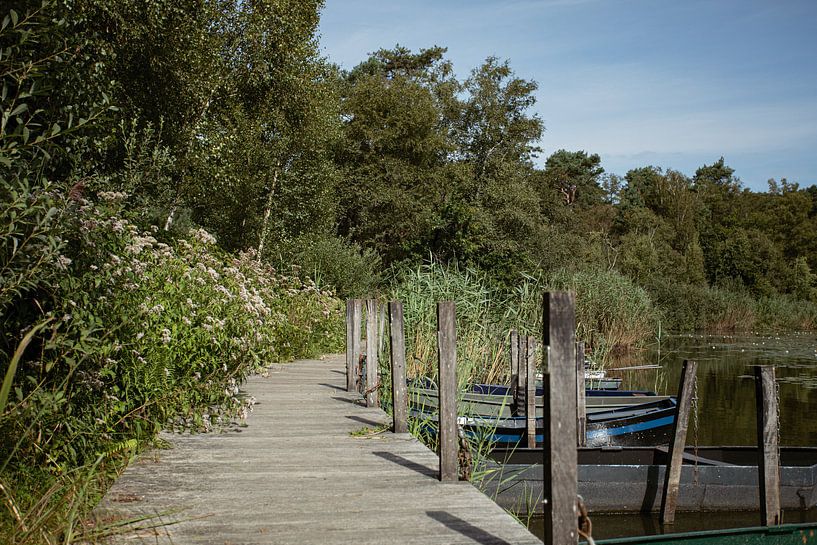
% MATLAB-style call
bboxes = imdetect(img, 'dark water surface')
[613,332,817,446]
[525,332,817,540]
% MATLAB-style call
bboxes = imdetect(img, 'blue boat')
[411,397,677,447]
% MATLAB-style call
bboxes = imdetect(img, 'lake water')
[613,332,817,446]
[526,332,817,540]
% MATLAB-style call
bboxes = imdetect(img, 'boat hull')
[481,447,817,515]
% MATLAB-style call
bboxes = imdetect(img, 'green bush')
[281,234,382,298]
[0,195,343,540]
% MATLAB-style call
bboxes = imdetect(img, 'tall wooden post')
[517,332,527,415]
[542,292,578,545]
[576,341,586,447]
[347,300,362,393]
[510,330,519,414]
[346,300,355,392]
[365,299,379,407]
[660,359,698,524]
[755,365,781,526]
[437,301,457,482]
[389,301,408,434]
[526,336,537,448]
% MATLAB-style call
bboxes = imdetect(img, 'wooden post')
[576,341,586,447]
[349,300,362,393]
[346,300,355,392]
[517,332,527,415]
[510,329,519,414]
[755,365,781,526]
[437,301,457,482]
[659,359,698,524]
[389,301,408,434]
[542,292,578,545]
[526,336,537,448]
[365,299,379,407]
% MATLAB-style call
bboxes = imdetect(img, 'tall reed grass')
[387,262,659,384]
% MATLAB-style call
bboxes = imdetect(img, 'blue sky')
[318,0,817,191]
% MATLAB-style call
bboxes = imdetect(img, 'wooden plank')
[389,301,408,434]
[365,299,379,407]
[95,355,541,545]
[525,336,537,448]
[346,300,355,392]
[517,332,527,414]
[755,365,782,526]
[437,301,457,483]
[542,291,578,545]
[510,330,519,415]
[659,359,698,524]
[352,299,362,393]
[576,341,586,447]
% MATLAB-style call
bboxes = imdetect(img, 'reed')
[387,262,659,383]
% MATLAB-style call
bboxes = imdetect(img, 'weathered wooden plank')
[526,336,537,448]
[94,356,541,545]
[510,329,519,414]
[365,299,379,407]
[389,301,408,434]
[659,359,698,524]
[346,300,356,392]
[437,301,458,483]
[542,291,578,545]
[576,341,586,447]
[755,365,782,526]
[352,299,362,393]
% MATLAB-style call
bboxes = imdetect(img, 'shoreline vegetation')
[2,1,816,543]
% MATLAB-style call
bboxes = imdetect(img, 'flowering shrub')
[1,194,343,491]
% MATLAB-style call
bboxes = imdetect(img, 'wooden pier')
[95,355,540,544]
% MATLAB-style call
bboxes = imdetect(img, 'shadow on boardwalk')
[94,355,540,545]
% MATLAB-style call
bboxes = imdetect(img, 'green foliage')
[280,234,382,298]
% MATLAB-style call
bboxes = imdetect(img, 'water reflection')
[523,333,817,540]
[609,333,817,446]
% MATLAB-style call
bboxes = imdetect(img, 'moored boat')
[480,446,817,515]
[409,383,670,419]
[586,522,817,545]
[411,397,677,448]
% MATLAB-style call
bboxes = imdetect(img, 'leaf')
[51,123,61,136]
[9,103,28,116]
[0,319,52,415]
[9,10,17,27]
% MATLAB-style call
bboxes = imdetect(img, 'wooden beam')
[755,365,782,526]
[437,301,457,483]
[351,300,362,393]
[576,341,586,447]
[526,336,537,448]
[542,292,578,545]
[389,301,408,434]
[346,300,355,393]
[365,299,379,407]
[510,329,519,415]
[659,359,698,524]
[517,332,527,415]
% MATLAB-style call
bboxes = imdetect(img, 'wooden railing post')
[526,336,537,448]
[660,359,698,524]
[755,365,781,526]
[542,292,578,545]
[347,299,362,393]
[510,329,519,414]
[576,341,586,447]
[437,301,457,482]
[389,301,408,434]
[517,332,527,416]
[365,299,379,407]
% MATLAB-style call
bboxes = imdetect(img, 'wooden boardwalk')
[95,355,541,544]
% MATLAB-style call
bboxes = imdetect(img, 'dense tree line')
[3,0,817,343]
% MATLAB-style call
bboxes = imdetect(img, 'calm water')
[527,332,817,540]
[613,332,817,446]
